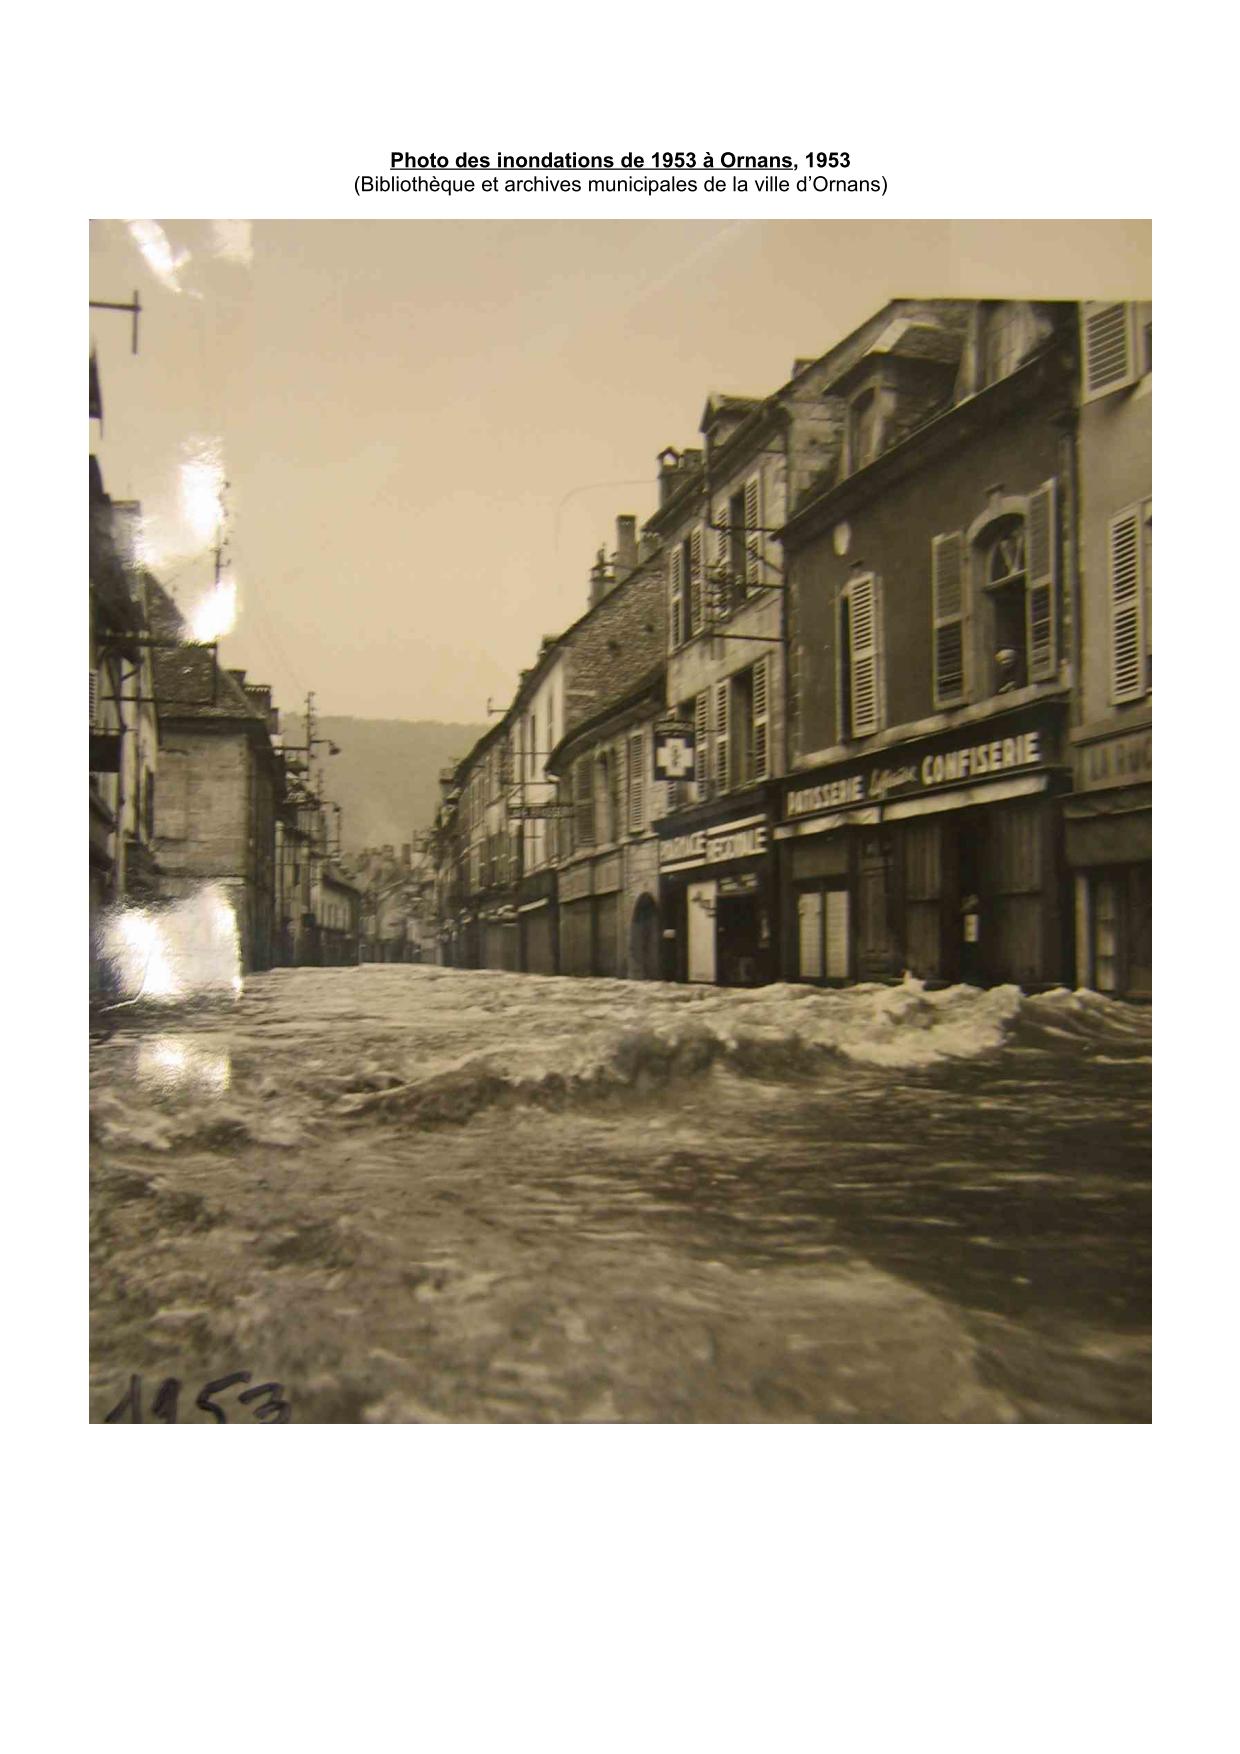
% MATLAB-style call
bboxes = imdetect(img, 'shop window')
[838,573,883,739]
[1109,500,1152,703]
[1089,868,1151,998]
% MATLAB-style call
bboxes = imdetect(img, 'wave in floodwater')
[89,969,1151,1154]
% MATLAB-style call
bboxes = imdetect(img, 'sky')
[88,218,1151,725]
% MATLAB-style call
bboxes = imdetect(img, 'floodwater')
[89,967,1151,1422]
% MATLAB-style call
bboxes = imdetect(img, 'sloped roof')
[145,576,269,724]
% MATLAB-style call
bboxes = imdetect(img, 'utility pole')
[89,291,143,354]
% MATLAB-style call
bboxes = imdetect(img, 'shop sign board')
[1076,727,1152,792]
[509,802,575,820]
[559,864,592,903]
[659,815,769,871]
[783,704,1062,825]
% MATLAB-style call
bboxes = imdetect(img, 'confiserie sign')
[784,706,1061,822]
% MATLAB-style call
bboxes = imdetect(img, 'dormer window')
[980,303,1027,386]
[848,389,879,472]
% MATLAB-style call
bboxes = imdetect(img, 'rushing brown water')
[89,966,1151,1422]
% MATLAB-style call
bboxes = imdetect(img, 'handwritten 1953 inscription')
[104,1373,292,1423]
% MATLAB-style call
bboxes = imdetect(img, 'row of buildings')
[89,356,365,993]
[428,298,1151,999]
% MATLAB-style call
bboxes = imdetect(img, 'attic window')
[849,389,879,472]
[981,303,1026,386]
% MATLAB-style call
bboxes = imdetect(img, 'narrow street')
[90,967,1151,1422]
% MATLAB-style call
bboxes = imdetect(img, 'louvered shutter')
[847,574,881,738]
[89,667,98,727]
[711,503,730,622]
[1081,302,1137,403]
[766,459,787,535]
[931,532,967,706]
[574,755,595,846]
[744,474,762,588]
[752,655,771,780]
[1025,480,1058,681]
[689,527,705,635]
[714,679,730,794]
[627,732,644,830]
[1108,505,1146,703]
[694,691,711,794]
[669,548,684,648]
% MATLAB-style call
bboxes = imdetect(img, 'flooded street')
[90,967,1151,1422]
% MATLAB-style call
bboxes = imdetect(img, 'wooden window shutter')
[1081,302,1137,403]
[89,667,98,727]
[574,755,595,846]
[847,573,881,738]
[931,532,967,706]
[627,732,644,830]
[689,527,705,635]
[766,458,787,536]
[1025,480,1058,682]
[713,501,729,572]
[710,503,730,623]
[669,548,684,648]
[744,474,762,588]
[752,655,771,780]
[1108,504,1146,703]
[694,690,711,793]
[714,679,730,794]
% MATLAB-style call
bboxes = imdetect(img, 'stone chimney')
[657,447,681,506]
[614,514,638,578]
[588,545,613,609]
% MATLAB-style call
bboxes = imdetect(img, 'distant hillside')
[283,715,488,852]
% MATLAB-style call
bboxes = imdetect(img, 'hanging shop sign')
[653,720,697,783]
[508,802,576,820]
[659,814,769,871]
[783,703,1063,824]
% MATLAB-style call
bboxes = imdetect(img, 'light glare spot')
[125,219,192,294]
[190,576,238,641]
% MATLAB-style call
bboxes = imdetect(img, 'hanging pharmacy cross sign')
[653,719,696,783]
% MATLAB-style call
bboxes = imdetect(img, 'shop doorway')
[717,891,760,986]
[957,817,985,985]
[629,894,660,980]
